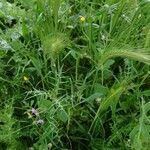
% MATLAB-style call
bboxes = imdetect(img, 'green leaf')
[38,100,52,112]
[142,90,150,96]
[57,109,68,123]
[86,93,103,104]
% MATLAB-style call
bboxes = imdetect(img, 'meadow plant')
[0,0,150,149]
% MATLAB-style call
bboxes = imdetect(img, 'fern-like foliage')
[0,103,22,149]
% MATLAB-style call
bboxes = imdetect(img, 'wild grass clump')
[0,0,150,149]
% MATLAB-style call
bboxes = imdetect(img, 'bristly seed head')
[42,33,69,59]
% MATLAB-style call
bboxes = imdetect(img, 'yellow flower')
[80,16,85,22]
[23,76,29,81]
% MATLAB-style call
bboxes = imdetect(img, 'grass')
[0,0,150,149]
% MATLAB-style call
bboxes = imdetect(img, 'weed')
[0,0,150,149]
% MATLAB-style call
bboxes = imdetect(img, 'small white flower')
[101,35,105,40]
[36,119,44,125]
[48,143,52,149]
[96,98,102,104]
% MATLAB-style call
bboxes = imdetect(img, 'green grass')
[0,0,150,149]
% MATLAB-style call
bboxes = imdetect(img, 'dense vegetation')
[0,0,150,149]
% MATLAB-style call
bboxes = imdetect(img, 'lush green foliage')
[0,0,150,149]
